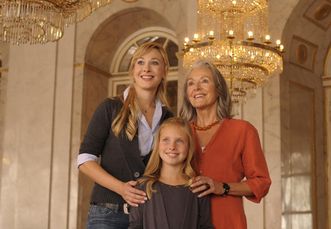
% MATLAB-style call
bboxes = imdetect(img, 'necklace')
[141,104,155,114]
[192,120,220,131]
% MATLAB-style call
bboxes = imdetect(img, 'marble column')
[263,75,282,229]
[322,74,331,229]
[0,26,76,229]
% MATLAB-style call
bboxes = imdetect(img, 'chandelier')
[0,0,124,45]
[183,0,284,103]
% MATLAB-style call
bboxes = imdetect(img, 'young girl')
[129,117,214,229]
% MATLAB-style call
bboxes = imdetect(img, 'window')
[281,84,315,229]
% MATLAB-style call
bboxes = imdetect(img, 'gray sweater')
[129,182,214,229]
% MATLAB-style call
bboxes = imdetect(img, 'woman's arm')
[190,176,253,197]
[241,125,271,202]
[79,161,146,206]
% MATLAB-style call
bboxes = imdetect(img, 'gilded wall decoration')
[289,36,318,72]
[304,0,331,30]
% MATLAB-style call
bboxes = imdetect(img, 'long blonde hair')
[139,117,197,199]
[112,42,169,140]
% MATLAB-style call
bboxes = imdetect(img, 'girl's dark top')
[129,181,214,229]
[79,97,173,205]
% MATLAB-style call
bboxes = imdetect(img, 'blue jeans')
[87,204,129,229]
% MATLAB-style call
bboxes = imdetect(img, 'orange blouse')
[192,119,271,229]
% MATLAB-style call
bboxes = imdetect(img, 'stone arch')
[280,0,331,228]
[85,7,173,72]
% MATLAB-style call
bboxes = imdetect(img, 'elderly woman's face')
[186,67,218,110]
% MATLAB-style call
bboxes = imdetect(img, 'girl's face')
[132,48,165,93]
[186,67,218,110]
[158,125,189,168]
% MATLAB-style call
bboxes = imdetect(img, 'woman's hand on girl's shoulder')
[120,180,147,207]
[190,176,222,197]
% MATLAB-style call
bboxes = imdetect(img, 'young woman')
[77,42,173,229]
[181,60,271,229]
[129,117,214,229]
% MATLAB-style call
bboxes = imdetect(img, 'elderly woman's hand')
[190,176,223,197]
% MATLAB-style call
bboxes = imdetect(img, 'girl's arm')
[198,195,214,229]
[128,205,143,229]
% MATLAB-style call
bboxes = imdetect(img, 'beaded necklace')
[192,120,220,131]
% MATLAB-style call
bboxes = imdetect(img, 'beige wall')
[0,0,329,228]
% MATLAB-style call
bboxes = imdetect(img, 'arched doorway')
[280,0,331,228]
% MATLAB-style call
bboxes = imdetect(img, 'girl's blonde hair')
[112,42,170,140]
[139,117,197,199]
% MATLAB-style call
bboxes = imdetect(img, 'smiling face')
[158,124,189,168]
[132,48,166,93]
[186,66,218,111]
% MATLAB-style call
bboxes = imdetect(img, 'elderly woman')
[181,60,271,229]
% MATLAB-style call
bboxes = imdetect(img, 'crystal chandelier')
[183,0,284,103]
[0,0,114,45]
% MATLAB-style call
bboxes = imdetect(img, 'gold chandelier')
[183,0,284,103]
[0,0,133,45]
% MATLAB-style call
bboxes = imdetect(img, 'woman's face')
[132,48,165,93]
[186,67,218,110]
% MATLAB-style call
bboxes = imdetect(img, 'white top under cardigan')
[77,87,163,167]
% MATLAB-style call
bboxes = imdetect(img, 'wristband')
[221,182,230,196]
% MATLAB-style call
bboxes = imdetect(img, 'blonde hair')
[180,59,232,121]
[139,117,197,199]
[112,42,169,140]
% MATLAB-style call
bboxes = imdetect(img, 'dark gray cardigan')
[129,182,214,229]
[79,97,173,204]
